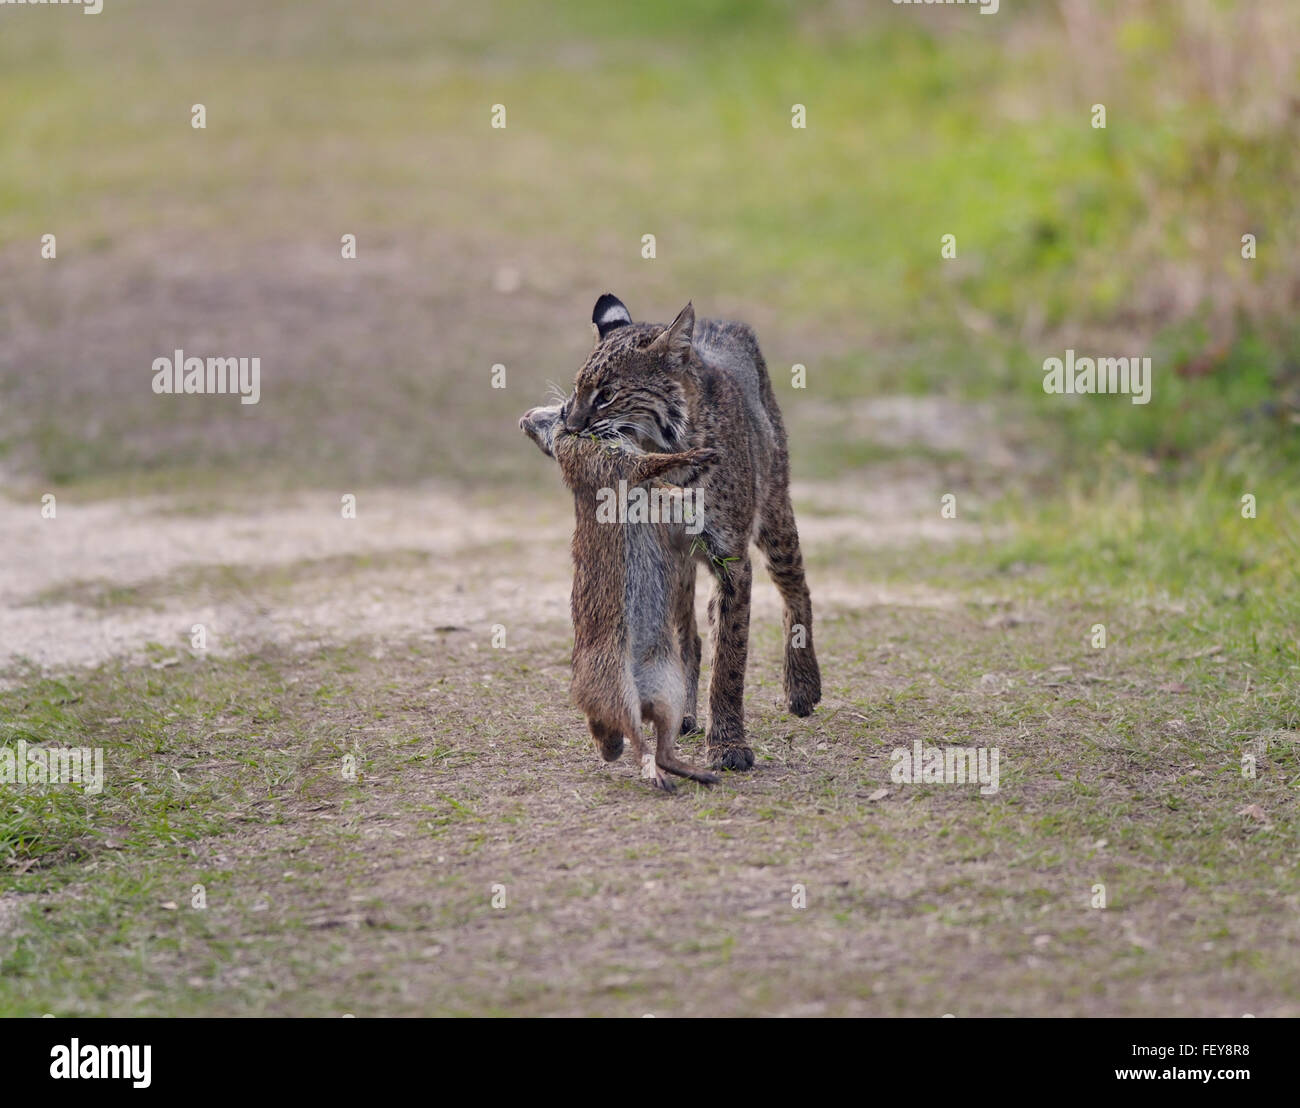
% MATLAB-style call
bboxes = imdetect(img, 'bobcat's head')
[561,294,695,452]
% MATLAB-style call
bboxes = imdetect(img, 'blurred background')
[1,0,1296,502]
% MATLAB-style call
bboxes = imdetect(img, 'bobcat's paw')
[787,684,821,718]
[706,740,755,772]
[786,658,822,717]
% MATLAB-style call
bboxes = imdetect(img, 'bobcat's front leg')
[705,553,754,771]
[674,560,702,735]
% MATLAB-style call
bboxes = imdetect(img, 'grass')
[2,505,1298,1014]
[0,0,1296,491]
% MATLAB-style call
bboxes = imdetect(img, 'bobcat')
[522,294,821,771]
[519,405,720,790]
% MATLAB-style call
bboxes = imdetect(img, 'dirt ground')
[3,399,1296,1017]
[0,460,973,676]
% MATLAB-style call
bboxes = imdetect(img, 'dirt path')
[1,451,980,678]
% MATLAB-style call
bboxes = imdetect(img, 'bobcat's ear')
[652,302,695,368]
[592,293,632,341]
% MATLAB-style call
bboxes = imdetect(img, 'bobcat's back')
[690,317,786,522]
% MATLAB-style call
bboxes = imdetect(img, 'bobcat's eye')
[592,388,616,410]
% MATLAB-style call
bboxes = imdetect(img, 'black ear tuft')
[592,293,632,340]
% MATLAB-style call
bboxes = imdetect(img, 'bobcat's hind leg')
[757,493,821,718]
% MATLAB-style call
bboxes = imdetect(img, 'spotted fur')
[524,295,822,772]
